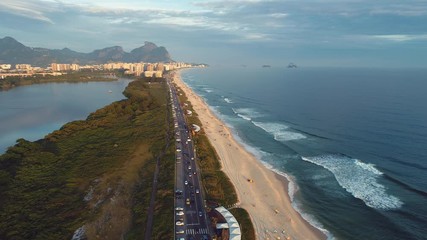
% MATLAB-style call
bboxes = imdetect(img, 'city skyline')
[1,0,426,67]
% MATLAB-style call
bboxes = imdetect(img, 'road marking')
[187,223,200,226]
[186,228,209,235]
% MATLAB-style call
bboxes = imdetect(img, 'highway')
[168,78,211,240]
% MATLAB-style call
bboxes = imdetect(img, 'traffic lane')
[175,157,186,235]
[171,84,210,236]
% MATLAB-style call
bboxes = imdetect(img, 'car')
[187,139,191,142]
[176,221,184,226]
[196,189,200,194]
[176,211,184,216]
[193,171,197,175]
[186,198,190,205]
[176,230,185,234]
[175,207,184,211]
[199,211,203,217]
[188,166,192,170]
[191,157,194,160]
[176,149,181,152]
[189,174,192,178]
[184,180,188,185]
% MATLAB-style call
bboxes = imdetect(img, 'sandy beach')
[171,71,326,240]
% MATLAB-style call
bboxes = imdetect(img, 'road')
[168,78,211,240]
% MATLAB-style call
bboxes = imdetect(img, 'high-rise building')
[146,64,154,71]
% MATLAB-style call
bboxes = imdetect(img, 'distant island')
[0,36,172,66]
[288,62,298,68]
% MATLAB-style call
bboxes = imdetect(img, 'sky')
[0,0,427,67]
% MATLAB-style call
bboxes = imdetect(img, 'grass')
[229,208,256,240]
[0,76,175,239]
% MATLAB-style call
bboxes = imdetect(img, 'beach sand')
[171,71,326,240]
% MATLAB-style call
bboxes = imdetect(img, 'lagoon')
[0,79,131,153]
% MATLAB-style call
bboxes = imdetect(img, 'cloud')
[370,34,427,42]
[1,0,426,67]
[369,4,427,16]
[270,13,288,18]
[0,0,55,23]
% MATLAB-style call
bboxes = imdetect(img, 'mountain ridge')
[0,37,173,66]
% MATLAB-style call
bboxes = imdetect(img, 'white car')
[196,189,200,194]
[176,149,181,152]
[176,211,184,216]
[184,180,188,185]
[176,230,185,234]
[176,221,184,226]
[175,207,184,211]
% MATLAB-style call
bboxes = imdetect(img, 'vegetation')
[229,208,256,240]
[0,70,117,91]
[0,77,174,239]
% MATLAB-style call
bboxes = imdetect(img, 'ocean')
[0,79,130,153]
[180,67,427,240]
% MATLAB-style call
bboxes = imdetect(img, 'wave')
[195,103,336,239]
[253,121,306,141]
[232,108,264,121]
[203,88,213,93]
[302,155,404,210]
[223,97,232,103]
[292,200,336,240]
[237,114,251,121]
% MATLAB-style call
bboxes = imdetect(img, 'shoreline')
[0,72,118,91]
[171,70,326,240]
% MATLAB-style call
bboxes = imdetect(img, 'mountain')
[127,42,172,63]
[0,37,173,66]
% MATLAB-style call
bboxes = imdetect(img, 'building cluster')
[0,62,206,79]
[102,62,191,78]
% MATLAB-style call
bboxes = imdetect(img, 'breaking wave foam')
[232,108,263,121]
[302,155,403,210]
[253,121,306,141]
[223,97,232,103]
[197,104,335,239]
